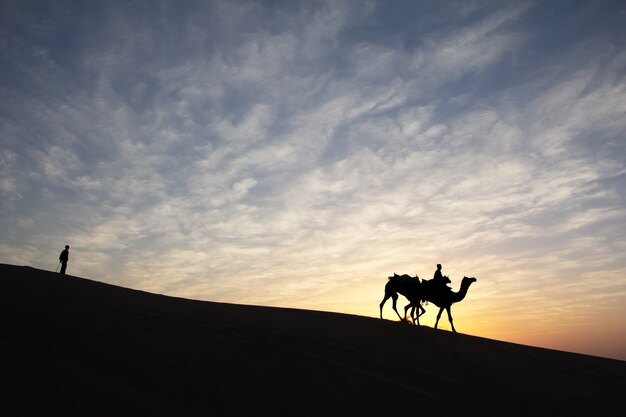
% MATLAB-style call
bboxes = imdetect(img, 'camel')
[379,273,427,324]
[380,274,477,333]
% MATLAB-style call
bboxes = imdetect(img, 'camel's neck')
[451,280,473,303]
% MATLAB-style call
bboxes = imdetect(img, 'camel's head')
[462,276,477,285]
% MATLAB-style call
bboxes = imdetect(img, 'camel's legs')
[435,307,456,332]
[446,306,456,333]
[435,307,444,329]
[403,303,412,321]
[390,293,402,320]
[409,303,419,323]
[417,304,425,327]
[379,294,389,319]
[380,292,402,320]
[405,303,425,325]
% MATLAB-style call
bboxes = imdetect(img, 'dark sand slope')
[1,264,624,416]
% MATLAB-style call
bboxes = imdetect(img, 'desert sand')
[1,263,624,416]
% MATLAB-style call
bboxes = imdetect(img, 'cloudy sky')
[1,0,625,360]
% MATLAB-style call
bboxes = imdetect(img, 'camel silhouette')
[379,273,428,323]
[380,274,477,332]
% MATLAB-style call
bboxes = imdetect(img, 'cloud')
[419,4,528,82]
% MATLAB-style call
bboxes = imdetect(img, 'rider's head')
[436,264,442,269]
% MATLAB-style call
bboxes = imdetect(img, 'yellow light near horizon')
[253,264,626,362]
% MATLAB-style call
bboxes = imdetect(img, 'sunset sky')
[1,0,625,361]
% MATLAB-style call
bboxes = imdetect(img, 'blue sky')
[1,1,625,359]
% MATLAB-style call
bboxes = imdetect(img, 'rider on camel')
[433,263,451,291]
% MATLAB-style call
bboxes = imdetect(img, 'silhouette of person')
[59,245,69,274]
[433,263,444,282]
[432,263,450,291]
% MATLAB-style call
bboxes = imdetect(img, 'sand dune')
[1,263,624,416]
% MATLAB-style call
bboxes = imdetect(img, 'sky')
[1,0,625,361]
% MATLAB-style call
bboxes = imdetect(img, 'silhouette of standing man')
[59,245,69,274]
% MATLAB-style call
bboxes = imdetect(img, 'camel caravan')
[379,264,477,333]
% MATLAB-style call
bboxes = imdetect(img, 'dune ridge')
[1,263,624,416]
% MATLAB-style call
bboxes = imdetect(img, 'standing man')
[59,245,69,274]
